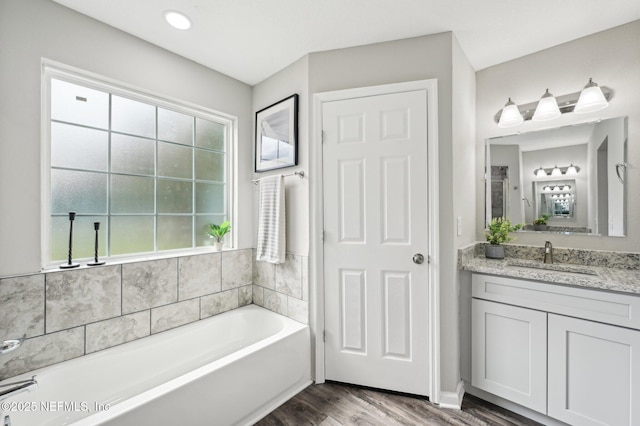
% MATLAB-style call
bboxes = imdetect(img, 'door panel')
[340,269,367,353]
[382,156,410,244]
[323,90,429,396]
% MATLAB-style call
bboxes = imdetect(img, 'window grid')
[49,76,230,263]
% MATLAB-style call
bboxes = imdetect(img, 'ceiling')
[51,0,640,86]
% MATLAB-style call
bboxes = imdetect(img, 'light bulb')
[574,78,608,114]
[533,89,561,121]
[498,98,523,128]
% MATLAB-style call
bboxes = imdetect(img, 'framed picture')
[255,94,298,172]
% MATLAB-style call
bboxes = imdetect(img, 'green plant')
[207,221,231,242]
[485,217,524,245]
[533,214,550,225]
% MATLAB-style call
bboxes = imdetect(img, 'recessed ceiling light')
[164,10,191,30]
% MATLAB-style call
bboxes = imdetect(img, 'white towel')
[256,174,286,264]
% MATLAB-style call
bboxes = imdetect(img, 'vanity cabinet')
[471,299,547,412]
[471,273,640,426]
[547,314,640,426]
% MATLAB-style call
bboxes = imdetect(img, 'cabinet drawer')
[472,273,640,330]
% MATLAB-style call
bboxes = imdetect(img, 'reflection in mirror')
[486,117,627,237]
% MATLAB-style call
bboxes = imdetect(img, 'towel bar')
[252,170,304,185]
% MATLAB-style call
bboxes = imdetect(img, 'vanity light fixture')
[574,78,609,113]
[498,98,524,128]
[494,80,612,126]
[551,165,563,177]
[532,89,561,121]
[535,167,548,177]
[164,10,192,30]
[533,165,581,178]
[565,164,579,176]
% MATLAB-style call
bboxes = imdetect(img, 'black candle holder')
[87,222,105,266]
[59,211,80,269]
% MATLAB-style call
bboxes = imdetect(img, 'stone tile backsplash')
[0,248,309,380]
[468,242,640,270]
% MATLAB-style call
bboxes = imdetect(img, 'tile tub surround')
[459,242,640,294]
[252,252,309,325]
[0,249,254,381]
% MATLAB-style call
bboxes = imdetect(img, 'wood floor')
[255,382,542,426]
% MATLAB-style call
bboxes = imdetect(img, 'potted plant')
[533,214,550,231]
[207,221,231,251]
[485,217,523,259]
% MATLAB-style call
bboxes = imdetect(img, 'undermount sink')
[506,259,599,277]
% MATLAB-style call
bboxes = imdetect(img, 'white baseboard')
[438,380,465,409]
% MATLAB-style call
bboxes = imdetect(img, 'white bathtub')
[0,305,311,426]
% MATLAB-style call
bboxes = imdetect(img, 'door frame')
[310,79,441,402]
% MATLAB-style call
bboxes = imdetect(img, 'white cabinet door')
[548,314,640,426]
[471,299,547,413]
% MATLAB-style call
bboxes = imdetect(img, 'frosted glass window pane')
[196,214,225,247]
[112,96,155,138]
[158,216,192,250]
[196,118,225,151]
[111,134,155,175]
[158,142,192,179]
[51,215,106,261]
[51,123,108,171]
[51,169,107,214]
[196,182,224,213]
[158,179,192,213]
[158,108,193,145]
[196,150,224,181]
[51,79,109,129]
[110,175,154,213]
[110,216,154,255]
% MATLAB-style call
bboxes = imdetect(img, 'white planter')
[213,241,224,251]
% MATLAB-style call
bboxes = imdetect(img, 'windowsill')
[42,245,239,273]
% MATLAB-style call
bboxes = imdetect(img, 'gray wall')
[0,0,254,277]
[449,36,477,397]
[252,56,310,256]
[253,33,477,396]
[476,20,640,251]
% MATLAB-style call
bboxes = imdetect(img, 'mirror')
[486,117,628,237]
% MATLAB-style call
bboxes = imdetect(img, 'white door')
[322,90,430,396]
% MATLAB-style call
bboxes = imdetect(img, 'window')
[44,68,234,265]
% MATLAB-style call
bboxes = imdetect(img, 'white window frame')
[41,59,238,269]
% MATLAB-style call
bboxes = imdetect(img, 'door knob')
[413,253,425,264]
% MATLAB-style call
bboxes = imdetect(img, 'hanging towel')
[256,174,286,264]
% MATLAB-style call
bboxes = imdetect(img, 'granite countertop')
[459,243,640,295]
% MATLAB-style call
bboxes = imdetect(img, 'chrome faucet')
[0,376,38,402]
[1,335,25,356]
[544,241,554,264]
